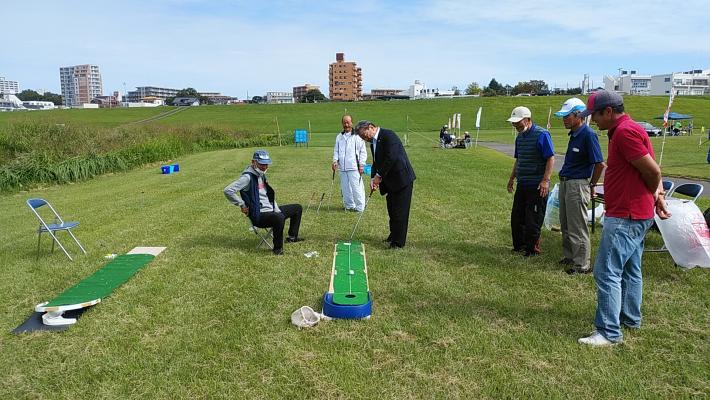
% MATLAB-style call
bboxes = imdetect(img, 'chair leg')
[36,232,42,261]
[67,230,87,254]
[47,230,73,261]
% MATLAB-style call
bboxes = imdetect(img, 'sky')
[4,0,710,98]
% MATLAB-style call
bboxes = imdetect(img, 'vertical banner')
[659,91,675,167]
[475,107,482,148]
[546,107,552,131]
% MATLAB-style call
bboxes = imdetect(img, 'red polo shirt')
[604,114,656,220]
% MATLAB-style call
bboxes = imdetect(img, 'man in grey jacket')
[224,150,303,255]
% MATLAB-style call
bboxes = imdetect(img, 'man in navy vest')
[224,150,303,255]
[506,106,555,257]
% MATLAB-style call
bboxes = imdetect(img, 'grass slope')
[1,138,707,399]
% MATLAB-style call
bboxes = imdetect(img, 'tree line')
[465,79,582,97]
[16,90,63,105]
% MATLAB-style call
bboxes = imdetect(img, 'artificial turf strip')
[43,254,155,307]
[332,241,368,305]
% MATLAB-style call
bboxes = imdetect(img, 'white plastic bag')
[655,199,710,268]
[544,183,560,231]
[291,306,321,329]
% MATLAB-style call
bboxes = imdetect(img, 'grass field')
[1,131,708,398]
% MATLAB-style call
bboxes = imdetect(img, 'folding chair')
[26,198,87,261]
[247,218,273,250]
[667,183,704,203]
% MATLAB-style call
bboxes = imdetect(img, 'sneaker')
[559,258,573,265]
[523,250,540,257]
[511,247,524,253]
[578,331,618,347]
[286,237,304,243]
[272,248,284,255]
[566,265,592,275]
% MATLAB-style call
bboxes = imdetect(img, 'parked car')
[637,121,662,137]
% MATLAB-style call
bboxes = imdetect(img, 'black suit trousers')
[255,204,302,250]
[385,182,413,247]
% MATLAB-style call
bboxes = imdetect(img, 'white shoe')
[578,331,618,347]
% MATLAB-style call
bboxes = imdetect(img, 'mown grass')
[0,137,707,398]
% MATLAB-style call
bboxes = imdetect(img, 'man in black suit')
[355,120,416,248]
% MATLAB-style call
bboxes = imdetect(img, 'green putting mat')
[331,241,369,305]
[44,254,155,307]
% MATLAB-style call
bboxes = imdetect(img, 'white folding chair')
[247,219,273,250]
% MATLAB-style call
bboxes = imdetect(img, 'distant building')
[604,68,710,96]
[0,93,26,111]
[265,91,294,104]
[329,52,362,101]
[603,70,651,95]
[173,97,200,106]
[23,100,55,110]
[362,88,408,100]
[293,84,320,102]
[126,86,179,103]
[60,64,103,107]
[650,69,710,96]
[0,77,20,95]
[199,92,235,105]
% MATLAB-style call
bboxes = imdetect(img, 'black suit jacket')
[371,128,416,195]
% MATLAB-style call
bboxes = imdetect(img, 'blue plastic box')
[161,164,180,174]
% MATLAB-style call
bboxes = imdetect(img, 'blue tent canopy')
[653,112,693,120]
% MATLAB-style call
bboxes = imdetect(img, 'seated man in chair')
[224,150,303,255]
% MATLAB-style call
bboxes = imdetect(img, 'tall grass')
[0,122,285,191]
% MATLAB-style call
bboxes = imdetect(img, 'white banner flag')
[475,107,482,128]
[456,113,461,129]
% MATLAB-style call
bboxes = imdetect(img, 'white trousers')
[339,170,365,211]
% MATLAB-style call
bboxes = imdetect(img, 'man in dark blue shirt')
[555,98,606,273]
[507,106,555,256]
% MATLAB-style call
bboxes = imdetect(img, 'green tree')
[175,88,209,104]
[512,81,534,95]
[465,82,482,95]
[17,89,43,101]
[43,91,63,105]
[487,78,505,95]
[300,89,328,103]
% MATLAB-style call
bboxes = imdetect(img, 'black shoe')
[383,237,392,243]
[273,248,284,255]
[286,237,303,243]
[559,258,574,265]
[566,266,592,275]
[523,250,540,257]
[511,247,524,253]
[388,243,404,249]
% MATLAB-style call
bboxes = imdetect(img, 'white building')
[0,94,26,111]
[126,86,179,102]
[650,69,710,96]
[60,64,103,107]
[0,77,20,94]
[265,91,294,104]
[23,101,55,110]
[603,71,651,95]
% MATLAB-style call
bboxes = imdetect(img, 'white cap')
[507,106,532,123]
[555,98,586,117]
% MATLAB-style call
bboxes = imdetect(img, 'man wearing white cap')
[555,98,606,274]
[224,150,303,255]
[506,106,555,257]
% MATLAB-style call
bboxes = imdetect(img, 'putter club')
[327,169,336,211]
[348,188,375,242]
[316,192,326,214]
[304,192,318,214]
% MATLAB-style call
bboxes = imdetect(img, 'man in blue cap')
[224,150,303,255]
[554,98,606,274]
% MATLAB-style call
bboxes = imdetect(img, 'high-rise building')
[329,53,362,101]
[59,64,103,107]
[0,77,20,94]
[293,83,320,102]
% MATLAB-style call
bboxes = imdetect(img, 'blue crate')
[161,164,180,174]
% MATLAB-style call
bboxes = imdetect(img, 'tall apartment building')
[0,76,20,94]
[329,53,362,101]
[265,91,294,104]
[60,64,103,107]
[293,83,320,102]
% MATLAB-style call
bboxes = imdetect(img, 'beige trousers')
[559,179,591,268]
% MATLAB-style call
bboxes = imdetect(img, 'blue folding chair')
[667,183,704,203]
[662,180,674,196]
[26,198,87,261]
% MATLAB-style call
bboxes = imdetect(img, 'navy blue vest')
[516,124,547,187]
[239,171,275,225]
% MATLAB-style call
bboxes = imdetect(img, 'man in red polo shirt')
[577,90,670,347]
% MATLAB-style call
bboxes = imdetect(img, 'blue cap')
[252,150,272,165]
